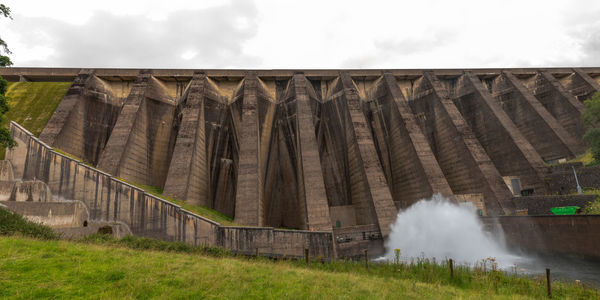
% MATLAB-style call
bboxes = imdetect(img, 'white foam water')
[381,194,526,268]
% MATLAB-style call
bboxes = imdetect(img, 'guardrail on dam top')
[7,121,335,259]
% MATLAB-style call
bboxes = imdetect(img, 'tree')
[0,3,15,148]
[583,91,600,165]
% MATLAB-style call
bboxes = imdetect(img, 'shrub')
[0,206,57,239]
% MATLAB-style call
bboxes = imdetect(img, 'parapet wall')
[7,121,335,259]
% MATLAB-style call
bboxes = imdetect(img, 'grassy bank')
[0,210,596,299]
[1,236,597,299]
[0,81,71,159]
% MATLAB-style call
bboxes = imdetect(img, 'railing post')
[304,248,309,267]
[546,268,552,298]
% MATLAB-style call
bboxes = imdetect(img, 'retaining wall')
[546,165,600,194]
[482,215,600,260]
[7,121,335,258]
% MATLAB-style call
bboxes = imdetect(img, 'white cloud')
[0,0,599,68]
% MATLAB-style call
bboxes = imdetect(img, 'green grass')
[579,188,600,214]
[126,182,237,226]
[0,81,71,159]
[53,148,94,167]
[0,206,58,240]
[569,149,597,166]
[0,235,597,299]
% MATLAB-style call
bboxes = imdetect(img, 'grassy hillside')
[0,209,595,298]
[0,235,597,299]
[3,82,71,136]
[0,81,71,159]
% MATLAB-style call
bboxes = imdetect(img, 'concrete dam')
[2,67,600,259]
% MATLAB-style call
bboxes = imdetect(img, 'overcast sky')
[1,0,599,69]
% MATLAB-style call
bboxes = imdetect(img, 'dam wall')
[7,121,335,259]
[3,67,600,259]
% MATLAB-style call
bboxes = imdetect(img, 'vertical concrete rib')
[163,73,209,207]
[529,71,586,140]
[381,73,454,203]
[339,72,397,236]
[234,73,260,226]
[40,69,92,147]
[293,73,332,231]
[96,70,177,188]
[413,72,514,215]
[494,71,583,157]
[453,72,548,194]
[97,71,152,178]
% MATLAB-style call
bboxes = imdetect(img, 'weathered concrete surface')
[292,74,332,231]
[97,71,178,188]
[7,67,600,256]
[162,72,238,216]
[365,73,454,209]
[546,165,600,194]
[1,200,88,228]
[409,72,514,215]
[447,72,548,195]
[40,69,127,165]
[0,160,14,181]
[483,72,583,159]
[337,72,397,237]
[0,180,52,202]
[559,68,600,102]
[234,73,261,226]
[524,71,586,141]
[483,215,600,261]
[7,121,335,259]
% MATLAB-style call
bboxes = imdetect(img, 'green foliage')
[0,236,597,299]
[0,3,13,146]
[0,206,58,239]
[583,92,600,129]
[0,127,15,148]
[583,91,600,165]
[81,234,231,257]
[583,200,600,214]
[0,55,11,67]
[584,128,600,164]
[0,4,11,19]
[580,189,600,214]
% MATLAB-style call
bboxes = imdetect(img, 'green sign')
[550,206,580,215]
